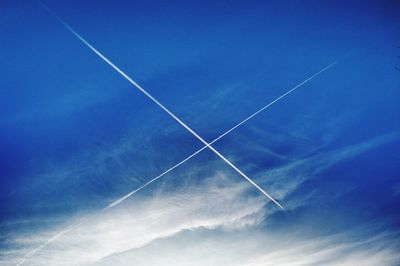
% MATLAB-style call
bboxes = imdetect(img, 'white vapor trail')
[16,2,338,265]
[37,2,282,207]
[15,54,337,265]
[16,218,87,266]
[105,60,338,209]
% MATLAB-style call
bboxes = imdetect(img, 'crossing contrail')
[105,60,338,209]
[16,2,338,265]
[37,1,282,208]
[15,59,337,265]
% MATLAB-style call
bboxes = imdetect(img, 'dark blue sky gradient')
[0,0,399,264]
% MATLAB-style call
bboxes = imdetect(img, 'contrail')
[37,1,282,208]
[105,60,338,209]
[15,61,338,266]
[16,218,87,266]
[17,61,338,266]
[16,2,338,265]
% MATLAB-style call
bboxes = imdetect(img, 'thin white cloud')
[257,131,400,202]
[6,132,399,266]
[6,174,267,266]
[90,226,400,266]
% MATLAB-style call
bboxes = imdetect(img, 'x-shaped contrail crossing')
[16,2,339,265]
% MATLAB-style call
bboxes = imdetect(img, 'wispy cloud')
[5,174,266,265]
[93,223,400,266]
[5,131,399,266]
[256,131,400,203]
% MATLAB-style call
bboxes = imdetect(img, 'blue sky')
[1,0,400,265]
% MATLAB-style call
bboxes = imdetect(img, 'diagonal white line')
[38,1,282,208]
[16,218,87,266]
[16,2,338,265]
[15,58,337,266]
[105,60,338,209]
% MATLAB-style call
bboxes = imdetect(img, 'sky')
[0,0,399,265]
